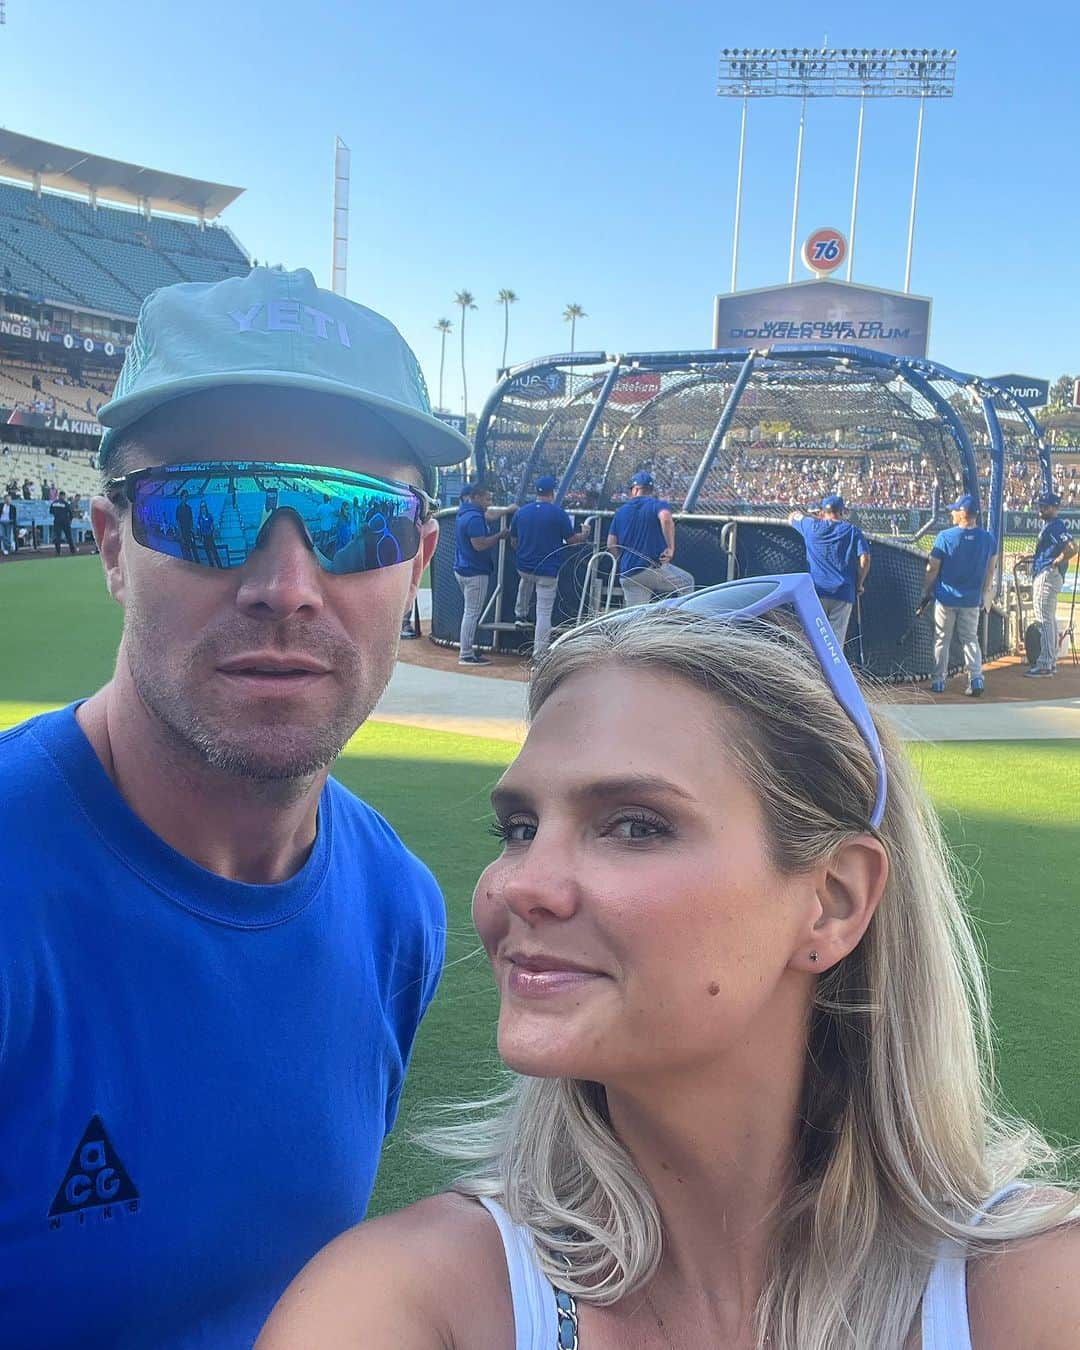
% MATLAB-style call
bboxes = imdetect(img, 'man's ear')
[790,835,889,974]
[91,496,127,607]
[406,516,439,600]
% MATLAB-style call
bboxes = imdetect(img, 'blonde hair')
[425,609,1078,1349]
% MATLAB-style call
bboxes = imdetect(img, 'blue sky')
[5,0,1078,414]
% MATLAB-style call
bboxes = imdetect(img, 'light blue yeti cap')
[98,267,470,477]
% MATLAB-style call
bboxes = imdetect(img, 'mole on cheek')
[707,981,720,997]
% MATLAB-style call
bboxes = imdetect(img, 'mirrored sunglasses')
[106,460,437,576]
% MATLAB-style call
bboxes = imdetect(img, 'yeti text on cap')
[228,300,352,348]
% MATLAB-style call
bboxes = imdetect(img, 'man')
[0,268,468,1348]
[49,489,77,555]
[1022,490,1076,678]
[0,491,15,556]
[454,480,511,666]
[176,487,196,561]
[607,471,693,607]
[918,492,997,696]
[510,474,585,655]
[316,492,339,551]
[787,494,871,648]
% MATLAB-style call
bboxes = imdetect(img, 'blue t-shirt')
[610,496,670,576]
[0,705,445,1349]
[930,525,997,608]
[794,517,870,603]
[1033,517,1073,580]
[454,502,495,576]
[510,500,577,577]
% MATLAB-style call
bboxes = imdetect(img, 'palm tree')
[434,318,453,410]
[563,302,587,355]
[496,288,518,370]
[454,290,477,418]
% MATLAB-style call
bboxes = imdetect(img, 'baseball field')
[2,555,1077,1215]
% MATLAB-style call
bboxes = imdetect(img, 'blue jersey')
[511,500,576,576]
[794,517,870,603]
[454,502,494,576]
[1033,516,1073,579]
[0,705,445,1349]
[610,496,670,576]
[930,525,997,608]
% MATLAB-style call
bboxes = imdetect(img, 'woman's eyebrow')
[491,774,693,814]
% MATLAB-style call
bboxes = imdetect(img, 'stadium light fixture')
[716,46,956,98]
[717,45,957,295]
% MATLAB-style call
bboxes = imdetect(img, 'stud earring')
[808,951,819,964]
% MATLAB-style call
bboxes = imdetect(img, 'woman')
[259,578,1079,1349]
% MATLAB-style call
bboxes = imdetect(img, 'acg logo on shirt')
[48,1115,140,1229]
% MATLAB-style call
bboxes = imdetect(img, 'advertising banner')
[607,371,662,405]
[713,280,931,359]
[6,409,103,435]
[988,375,1049,409]
[0,315,127,359]
[432,411,467,436]
[507,369,566,399]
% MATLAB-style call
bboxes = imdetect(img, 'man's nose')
[233,511,325,620]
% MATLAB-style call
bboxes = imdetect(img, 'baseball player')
[1022,491,1076,678]
[607,471,693,607]
[454,481,512,666]
[918,493,997,696]
[787,494,871,647]
[510,475,586,655]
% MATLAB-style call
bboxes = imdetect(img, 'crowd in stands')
[487,435,1079,519]
[2,441,100,502]
[1002,455,1080,510]
[0,361,113,421]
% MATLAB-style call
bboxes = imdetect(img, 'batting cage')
[430,344,1060,681]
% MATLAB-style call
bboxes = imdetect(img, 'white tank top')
[478,1185,1027,1350]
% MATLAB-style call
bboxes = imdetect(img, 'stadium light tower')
[331,137,350,296]
[717,48,957,292]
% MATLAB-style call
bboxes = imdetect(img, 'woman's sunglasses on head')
[105,460,437,576]
[553,572,887,829]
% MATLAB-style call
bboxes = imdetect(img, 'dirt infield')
[397,631,1080,705]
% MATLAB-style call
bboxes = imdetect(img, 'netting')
[458,345,1058,672]
[476,349,1057,531]
[428,506,1006,681]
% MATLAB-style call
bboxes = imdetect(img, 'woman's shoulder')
[255,1191,514,1350]
[966,1192,1080,1350]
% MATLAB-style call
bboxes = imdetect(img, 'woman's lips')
[505,954,607,999]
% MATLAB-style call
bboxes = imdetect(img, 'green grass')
[2,556,1078,1218]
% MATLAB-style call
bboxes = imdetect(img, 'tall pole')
[332,137,350,296]
[904,98,925,294]
[729,97,748,293]
[787,97,806,284]
[846,96,865,282]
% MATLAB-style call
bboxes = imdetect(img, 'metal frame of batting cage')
[475,343,1054,535]
[468,344,1056,662]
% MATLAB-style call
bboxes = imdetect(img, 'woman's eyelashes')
[488,816,536,844]
[600,810,672,842]
[488,809,673,847]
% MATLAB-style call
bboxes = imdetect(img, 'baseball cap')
[946,493,978,512]
[1036,490,1062,507]
[821,493,845,512]
[631,471,654,487]
[461,480,489,497]
[97,267,471,481]
[535,474,558,493]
